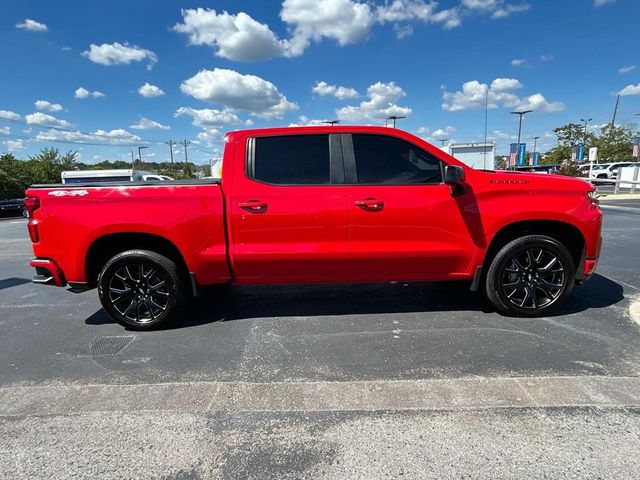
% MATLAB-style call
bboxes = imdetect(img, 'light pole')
[510,110,532,168]
[532,136,540,166]
[130,150,135,168]
[438,139,449,147]
[580,117,592,147]
[322,120,340,126]
[386,115,406,128]
[137,146,148,167]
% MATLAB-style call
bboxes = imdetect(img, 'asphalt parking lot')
[2,201,640,479]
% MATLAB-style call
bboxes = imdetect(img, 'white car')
[588,162,634,180]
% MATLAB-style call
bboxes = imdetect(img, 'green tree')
[595,124,634,162]
[543,123,598,164]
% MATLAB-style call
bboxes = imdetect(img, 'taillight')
[24,196,40,217]
[25,196,41,242]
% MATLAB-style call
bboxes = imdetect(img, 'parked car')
[25,126,603,329]
[0,198,27,218]
[588,162,634,180]
[61,169,173,184]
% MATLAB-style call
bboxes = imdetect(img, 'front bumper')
[29,258,67,287]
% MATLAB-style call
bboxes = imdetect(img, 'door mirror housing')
[444,165,466,196]
[444,165,465,184]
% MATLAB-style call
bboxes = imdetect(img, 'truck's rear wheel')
[485,235,575,317]
[97,250,184,330]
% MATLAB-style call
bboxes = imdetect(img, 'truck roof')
[225,125,414,138]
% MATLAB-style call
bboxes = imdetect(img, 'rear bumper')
[29,258,67,287]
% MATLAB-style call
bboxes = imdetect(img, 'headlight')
[587,191,599,207]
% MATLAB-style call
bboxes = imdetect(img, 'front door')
[343,133,475,282]
[229,133,349,283]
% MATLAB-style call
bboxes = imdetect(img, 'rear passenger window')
[253,135,330,185]
[352,134,442,184]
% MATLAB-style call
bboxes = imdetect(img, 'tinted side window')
[352,134,442,184]
[253,135,330,185]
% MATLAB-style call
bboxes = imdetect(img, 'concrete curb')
[598,194,640,201]
[2,376,640,417]
[630,296,640,326]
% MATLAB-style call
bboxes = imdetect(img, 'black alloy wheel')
[98,250,184,330]
[485,235,576,317]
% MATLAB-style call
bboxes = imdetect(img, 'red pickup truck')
[25,126,602,330]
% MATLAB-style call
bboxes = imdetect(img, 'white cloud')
[511,58,526,66]
[461,0,529,19]
[491,78,523,91]
[25,112,72,128]
[539,54,554,61]
[16,19,48,32]
[375,0,461,29]
[289,115,333,126]
[594,0,615,6]
[416,126,430,135]
[180,68,298,119]
[619,83,640,96]
[82,42,158,70]
[138,83,165,98]
[34,100,63,112]
[173,8,286,62]
[0,126,9,135]
[431,126,456,138]
[490,130,515,140]
[336,81,411,123]
[491,3,530,18]
[312,81,359,99]
[74,87,105,99]
[619,65,637,74]
[36,128,141,145]
[130,117,170,130]
[196,128,224,145]
[516,93,564,112]
[92,129,140,141]
[281,0,375,56]
[175,107,241,127]
[0,110,22,121]
[172,1,527,59]
[442,78,563,112]
[4,139,27,151]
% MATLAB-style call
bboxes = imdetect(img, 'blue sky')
[0,0,639,165]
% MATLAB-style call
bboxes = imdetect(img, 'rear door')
[229,133,349,283]
[343,133,475,281]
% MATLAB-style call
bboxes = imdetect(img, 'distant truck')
[61,169,173,184]
[441,142,496,170]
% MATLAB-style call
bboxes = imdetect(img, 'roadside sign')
[589,147,598,162]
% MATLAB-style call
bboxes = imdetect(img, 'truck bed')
[25,181,230,287]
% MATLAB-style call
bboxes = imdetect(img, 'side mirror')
[444,165,465,185]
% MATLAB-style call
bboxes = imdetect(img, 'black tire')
[22,208,28,218]
[97,249,184,330]
[485,235,575,317]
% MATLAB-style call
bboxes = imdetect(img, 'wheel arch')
[483,220,585,272]
[86,232,190,288]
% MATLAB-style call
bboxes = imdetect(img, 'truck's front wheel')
[485,235,575,317]
[97,250,184,330]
